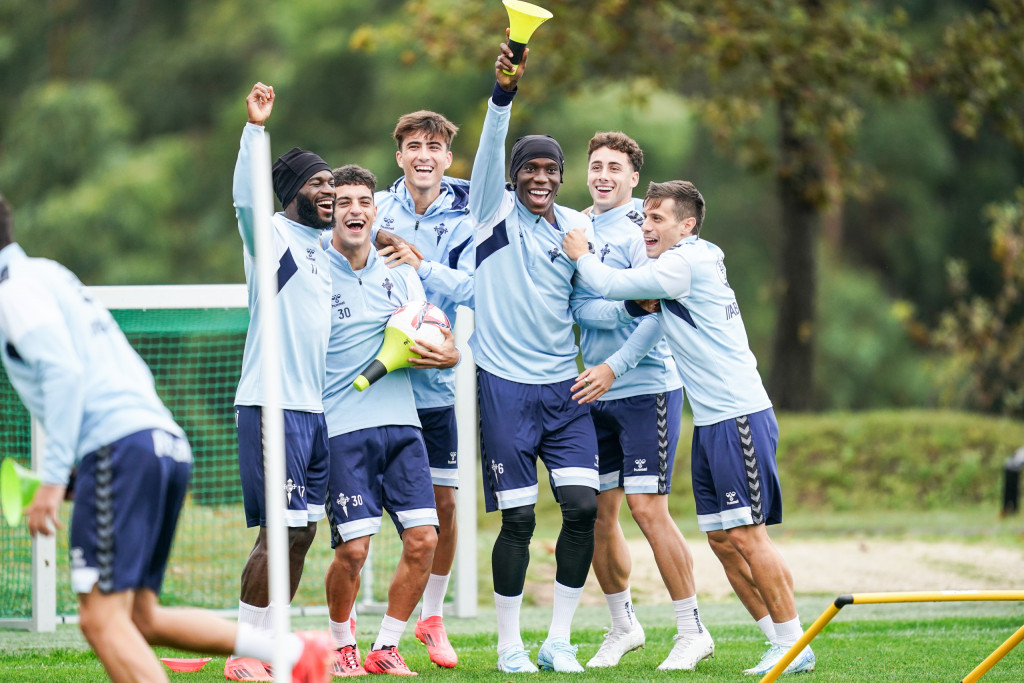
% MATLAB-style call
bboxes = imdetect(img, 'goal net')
[0,284,477,626]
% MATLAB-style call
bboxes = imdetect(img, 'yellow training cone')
[502,0,553,75]
[1,458,42,527]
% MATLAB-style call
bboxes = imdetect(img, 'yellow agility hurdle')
[759,590,1024,683]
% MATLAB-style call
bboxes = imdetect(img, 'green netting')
[0,305,399,619]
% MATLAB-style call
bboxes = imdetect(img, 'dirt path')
[528,538,1024,605]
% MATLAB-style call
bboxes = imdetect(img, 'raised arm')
[232,82,275,256]
[468,41,528,227]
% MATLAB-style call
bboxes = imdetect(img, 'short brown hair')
[588,132,644,173]
[393,111,459,151]
[0,194,12,249]
[645,180,705,235]
[333,165,377,195]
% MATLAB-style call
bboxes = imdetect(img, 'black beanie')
[272,147,331,210]
[509,135,565,185]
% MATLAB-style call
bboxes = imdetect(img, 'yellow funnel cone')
[503,0,553,75]
[1,458,42,527]
[353,326,418,392]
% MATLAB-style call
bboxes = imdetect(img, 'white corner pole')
[251,131,292,681]
[452,305,477,618]
[31,418,56,632]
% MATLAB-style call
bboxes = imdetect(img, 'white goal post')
[7,284,477,630]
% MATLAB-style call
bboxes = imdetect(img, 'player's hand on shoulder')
[410,326,459,370]
[375,229,425,262]
[496,30,527,92]
[379,243,422,270]
[246,82,275,126]
[562,228,590,260]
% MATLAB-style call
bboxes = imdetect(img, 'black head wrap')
[508,135,564,185]
[272,147,331,209]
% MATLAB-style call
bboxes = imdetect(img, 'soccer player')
[372,110,475,668]
[320,165,460,677]
[0,194,332,683]
[562,180,816,676]
[468,41,638,674]
[229,82,334,681]
[574,132,714,671]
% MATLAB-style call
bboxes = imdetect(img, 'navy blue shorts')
[592,389,683,495]
[478,369,599,513]
[417,406,459,488]
[236,406,329,528]
[69,429,192,596]
[325,425,438,546]
[691,408,783,531]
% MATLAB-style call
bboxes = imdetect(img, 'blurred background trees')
[0,0,1021,416]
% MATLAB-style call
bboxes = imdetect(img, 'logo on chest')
[305,248,318,274]
[382,277,394,300]
[547,248,561,263]
[600,244,611,262]
[434,223,447,245]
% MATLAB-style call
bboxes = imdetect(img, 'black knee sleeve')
[492,504,536,597]
[555,485,597,588]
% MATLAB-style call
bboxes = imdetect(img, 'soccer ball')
[387,301,450,353]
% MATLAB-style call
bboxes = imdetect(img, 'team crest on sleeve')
[547,248,561,263]
[716,257,730,286]
[382,277,394,300]
[434,223,448,245]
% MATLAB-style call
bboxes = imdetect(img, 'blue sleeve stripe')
[449,236,472,269]
[475,220,510,267]
[277,248,299,291]
[664,299,697,328]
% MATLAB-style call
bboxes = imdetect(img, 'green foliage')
[0,81,134,202]
[935,0,1024,149]
[815,261,938,410]
[931,188,1024,417]
[772,410,1024,511]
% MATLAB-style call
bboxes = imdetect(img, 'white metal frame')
[7,284,478,629]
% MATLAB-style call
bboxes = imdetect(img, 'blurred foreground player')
[0,194,331,683]
[563,180,815,676]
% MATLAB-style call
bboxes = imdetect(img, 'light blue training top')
[321,238,425,438]
[232,122,332,412]
[0,244,185,486]
[374,175,474,409]
[577,235,772,425]
[468,88,634,384]
[581,202,683,400]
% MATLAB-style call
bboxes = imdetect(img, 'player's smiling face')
[332,183,377,256]
[295,170,336,230]
[515,157,561,220]
[642,197,696,258]
[397,132,452,194]
[587,147,638,214]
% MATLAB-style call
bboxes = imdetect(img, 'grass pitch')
[2,600,1022,682]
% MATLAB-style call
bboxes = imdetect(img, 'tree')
[386,0,912,409]
[927,0,1024,417]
